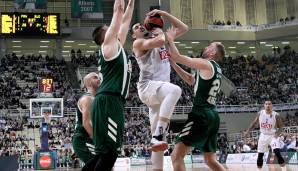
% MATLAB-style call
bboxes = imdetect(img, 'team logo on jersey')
[159,47,170,60]
[261,122,272,129]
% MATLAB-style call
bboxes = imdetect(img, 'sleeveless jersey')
[97,42,131,98]
[259,109,278,135]
[74,93,93,136]
[193,60,222,108]
[136,46,170,91]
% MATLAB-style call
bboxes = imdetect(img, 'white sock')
[153,120,168,138]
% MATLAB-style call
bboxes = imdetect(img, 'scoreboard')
[1,13,60,36]
[39,78,53,93]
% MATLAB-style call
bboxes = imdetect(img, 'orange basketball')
[144,14,164,31]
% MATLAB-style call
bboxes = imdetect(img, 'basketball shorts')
[72,133,95,163]
[137,80,166,107]
[176,106,220,152]
[257,133,280,153]
[91,93,125,154]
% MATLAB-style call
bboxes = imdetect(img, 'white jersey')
[136,46,170,92]
[259,109,278,135]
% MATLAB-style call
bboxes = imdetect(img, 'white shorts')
[257,133,280,153]
[137,80,165,107]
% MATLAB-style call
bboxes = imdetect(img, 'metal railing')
[1,102,298,117]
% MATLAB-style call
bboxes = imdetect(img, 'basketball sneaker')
[149,135,168,152]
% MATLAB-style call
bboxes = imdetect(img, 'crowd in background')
[0,46,298,167]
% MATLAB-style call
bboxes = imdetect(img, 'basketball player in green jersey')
[84,0,134,170]
[72,72,100,163]
[166,28,227,171]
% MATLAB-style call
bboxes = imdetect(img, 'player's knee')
[273,149,285,165]
[171,151,183,163]
[257,153,264,168]
[171,85,182,98]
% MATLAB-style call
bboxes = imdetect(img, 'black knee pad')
[273,148,285,165]
[257,153,264,168]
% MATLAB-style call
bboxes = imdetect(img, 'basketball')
[144,14,164,31]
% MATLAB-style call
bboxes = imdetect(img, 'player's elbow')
[182,25,189,33]
[114,3,124,13]
[156,38,166,47]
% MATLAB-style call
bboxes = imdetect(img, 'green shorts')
[72,133,95,163]
[176,106,220,152]
[91,93,125,154]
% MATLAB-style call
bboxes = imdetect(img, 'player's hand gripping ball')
[144,14,164,31]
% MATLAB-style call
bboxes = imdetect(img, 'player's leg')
[94,150,118,171]
[149,104,165,170]
[151,82,181,150]
[72,135,96,163]
[204,152,226,171]
[172,109,208,171]
[203,110,226,171]
[81,155,100,171]
[270,137,286,168]
[171,142,192,171]
[91,95,124,170]
[257,134,270,168]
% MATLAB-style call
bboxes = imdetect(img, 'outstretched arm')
[166,27,211,72]
[102,0,125,59]
[244,112,260,137]
[147,9,188,38]
[118,0,135,46]
[170,60,195,86]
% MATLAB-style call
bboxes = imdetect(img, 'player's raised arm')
[133,29,166,52]
[102,0,125,59]
[166,27,211,72]
[147,9,188,38]
[118,0,135,46]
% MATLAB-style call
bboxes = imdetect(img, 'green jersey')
[74,93,92,136]
[97,43,131,98]
[193,60,222,108]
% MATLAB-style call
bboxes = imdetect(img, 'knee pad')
[257,153,264,168]
[273,149,285,165]
[151,151,164,170]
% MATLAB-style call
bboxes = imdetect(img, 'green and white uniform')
[72,93,95,163]
[92,42,131,154]
[176,60,222,152]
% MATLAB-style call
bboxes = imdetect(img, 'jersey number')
[207,79,220,105]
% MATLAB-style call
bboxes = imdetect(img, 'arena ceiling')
[4,38,298,58]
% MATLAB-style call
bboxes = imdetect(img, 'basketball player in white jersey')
[131,9,188,171]
[245,100,286,170]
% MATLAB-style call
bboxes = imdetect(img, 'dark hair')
[216,43,226,58]
[92,25,106,46]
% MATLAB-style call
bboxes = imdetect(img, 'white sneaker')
[149,137,168,152]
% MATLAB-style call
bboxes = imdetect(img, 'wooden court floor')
[26,164,298,171]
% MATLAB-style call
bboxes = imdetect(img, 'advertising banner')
[226,153,268,164]
[267,152,298,165]
[71,0,103,19]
